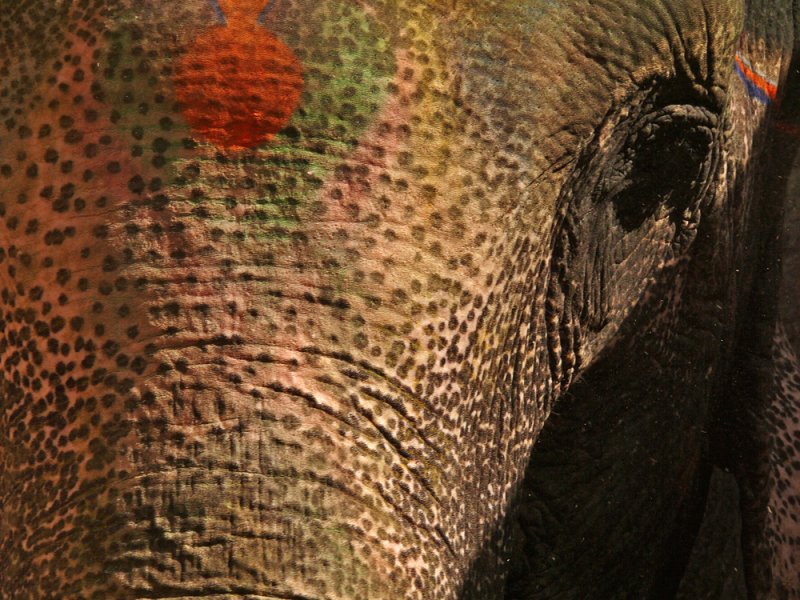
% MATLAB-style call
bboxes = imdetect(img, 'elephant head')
[0,0,798,598]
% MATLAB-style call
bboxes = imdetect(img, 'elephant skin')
[0,0,799,598]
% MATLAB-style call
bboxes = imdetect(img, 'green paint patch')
[274,1,395,143]
[92,12,195,183]
[252,0,396,215]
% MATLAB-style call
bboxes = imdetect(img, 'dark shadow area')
[455,309,751,599]
[501,335,723,600]
[675,468,747,600]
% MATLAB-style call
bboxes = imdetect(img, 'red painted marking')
[173,0,303,149]
[735,54,778,101]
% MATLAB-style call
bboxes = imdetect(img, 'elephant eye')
[588,90,719,232]
[548,86,724,341]
[598,104,720,231]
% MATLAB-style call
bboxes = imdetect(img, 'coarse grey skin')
[0,0,798,599]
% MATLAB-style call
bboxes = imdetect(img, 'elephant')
[0,0,798,598]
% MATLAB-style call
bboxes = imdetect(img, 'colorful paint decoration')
[96,0,395,230]
[735,52,778,104]
[172,0,304,149]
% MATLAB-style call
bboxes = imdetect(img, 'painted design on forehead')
[172,0,304,149]
[94,0,395,219]
[735,52,778,104]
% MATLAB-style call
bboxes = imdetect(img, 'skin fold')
[0,0,797,598]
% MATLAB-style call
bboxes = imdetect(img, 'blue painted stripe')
[734,60,772,104]
[257,0,276,24]
[209,0,227,25]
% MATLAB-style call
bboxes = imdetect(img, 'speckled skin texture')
[0,0,798,598]
[750,326,800,597]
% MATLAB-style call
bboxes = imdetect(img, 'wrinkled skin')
[0,0,798,598]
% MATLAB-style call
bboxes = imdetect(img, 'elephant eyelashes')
[599,104,720,232]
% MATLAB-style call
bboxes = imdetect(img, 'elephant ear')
[778,122,800,365]
[730,65,800,595]
[730,324,800,598]
[745,117,800,596]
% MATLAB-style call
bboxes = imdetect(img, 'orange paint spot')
[173,0,303,149]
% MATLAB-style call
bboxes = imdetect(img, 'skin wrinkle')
[0,0,797,598]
